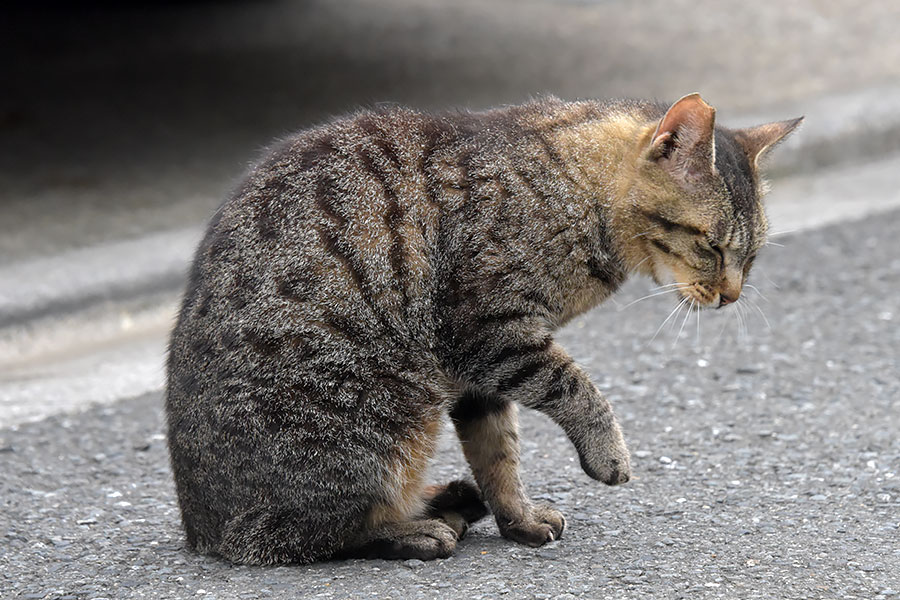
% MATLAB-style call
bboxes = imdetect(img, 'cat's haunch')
[166,93,801,565]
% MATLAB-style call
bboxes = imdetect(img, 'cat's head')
[628,93,802,308]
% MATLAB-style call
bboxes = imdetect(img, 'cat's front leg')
[451,394,566,547]
[473,336,631,486]
[537,355,631,485]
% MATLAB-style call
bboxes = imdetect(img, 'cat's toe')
[397,522,458,560]
[500,521,556,547]
[423,522,460,558]
[609,460,632,485]
[498,505,566,547]
[532,504,566,540]
[579,455,632,485]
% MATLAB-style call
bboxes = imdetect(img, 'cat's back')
[180,108,467,349]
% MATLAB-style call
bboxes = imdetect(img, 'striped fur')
[166,95,800,564]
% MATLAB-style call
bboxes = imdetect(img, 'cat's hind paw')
[342,519,459,561]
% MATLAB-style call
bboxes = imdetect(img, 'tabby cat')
[166,93,801,565]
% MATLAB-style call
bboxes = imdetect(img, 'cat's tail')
[211,503,364,565]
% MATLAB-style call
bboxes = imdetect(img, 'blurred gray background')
[2,2,899,599]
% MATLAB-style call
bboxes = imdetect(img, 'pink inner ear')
[649,94,717,184]
[652,93,716,148]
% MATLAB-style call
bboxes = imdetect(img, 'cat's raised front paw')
[579,453,631,485]
[576,422,632,485]
[498,504,566,548]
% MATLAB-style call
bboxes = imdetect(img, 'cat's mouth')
[653,264,716,308]
[679,282,722,308]
[651,264,738,309]
[679,282,740,309]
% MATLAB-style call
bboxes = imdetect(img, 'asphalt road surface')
[2,210,899,599]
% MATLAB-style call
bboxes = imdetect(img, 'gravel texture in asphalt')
[2,211,898,599]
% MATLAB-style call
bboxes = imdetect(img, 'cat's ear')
[648,93,717,186]
[732,117,804,168]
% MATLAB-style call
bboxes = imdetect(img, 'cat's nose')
[718,290,740,307]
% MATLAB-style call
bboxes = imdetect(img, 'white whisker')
[649,282,691,290]
[650,297,688,344]
[618,287,687,311]
[742,301,751,338]
[735,300,748,340]
[716,304,732,344]
[695,301,701,346]
[744,283,768,302]
[630,256,651,273]
[669,299,690,346]
[673,299,694,348]
[765,241,785,248]
[747,297,771,330]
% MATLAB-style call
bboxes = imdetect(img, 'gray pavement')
[2,210,898,600]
